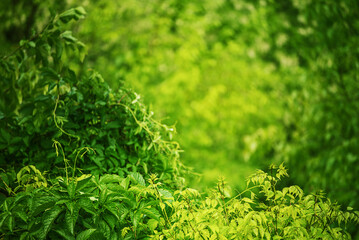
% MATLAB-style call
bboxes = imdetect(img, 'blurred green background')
[1,0,359,234]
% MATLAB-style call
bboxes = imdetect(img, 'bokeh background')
[1,0,359,236]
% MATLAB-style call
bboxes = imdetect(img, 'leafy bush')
[0,6,358,240]
[1,164,358,239]
[0,7,182,187]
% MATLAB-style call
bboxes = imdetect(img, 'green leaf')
[132,211,142,230]
[55,227,75,240]
[76,175,92,192]
[99,187,108,205]
[120,177,130,190]
[103,213,117,230]
[158,189,173,201]
[7,216,14,233]
[0,214,8,229]
[76,229,96,240]
[147,219,158,231]
[104,202,120,220]
[0,129,11,143]
[41,67,59,80]
[141,208,160,221]
[67,181,76,199]
[28,41,36,48]
[40,205,63,240]
[129,172,145,186]
[65,210,76,235]
[30,197,56,217]
[14,210,28,223]
[61,31,78,43]
[74,6,86,16]
[55,40,63,60]
[105,121,122,129]
[78,199,96,216]
[20,232,29,240]
[99,174,123,184]
[58,8,86,24]
[99,220,111,239]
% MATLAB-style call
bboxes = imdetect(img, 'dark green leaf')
[65,210,76,235]
[76,175,92,192]
[76,229,96,240]
[40,205,63,240]
[141,208,160,221]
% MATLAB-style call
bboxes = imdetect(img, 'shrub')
[0,7,182,187]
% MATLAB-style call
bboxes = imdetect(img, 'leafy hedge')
[0,7,358,239]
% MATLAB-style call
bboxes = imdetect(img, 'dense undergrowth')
[0,7,358,239]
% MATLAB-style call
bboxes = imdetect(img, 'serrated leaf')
[55,227,75,240]
[99,220,111,239]
[15,210,28,222]
[31,197,56,217]
[99,174,122,184]
[158,189,173,201]
[120,177,130,190]
[103,213,117,230]
[141,208,160,221]
[129,172,145,186]
[78,198,96,216]
[120,207,129,222]
[67,181,76,199]
[14,192,29,206]
[132,211,142,230]
[40,205,63,239]
[147,219,158,231]
[76,228,96,240]
[99,187,108,205]
[65,210,76,235]
[76,175,92,192]
[104,202,120,220]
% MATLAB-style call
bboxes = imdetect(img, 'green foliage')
[1,4,359,239]
[0,166,172,239]
[152,165,359,239]
[1,164,358,239]
[0,7,182,187]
